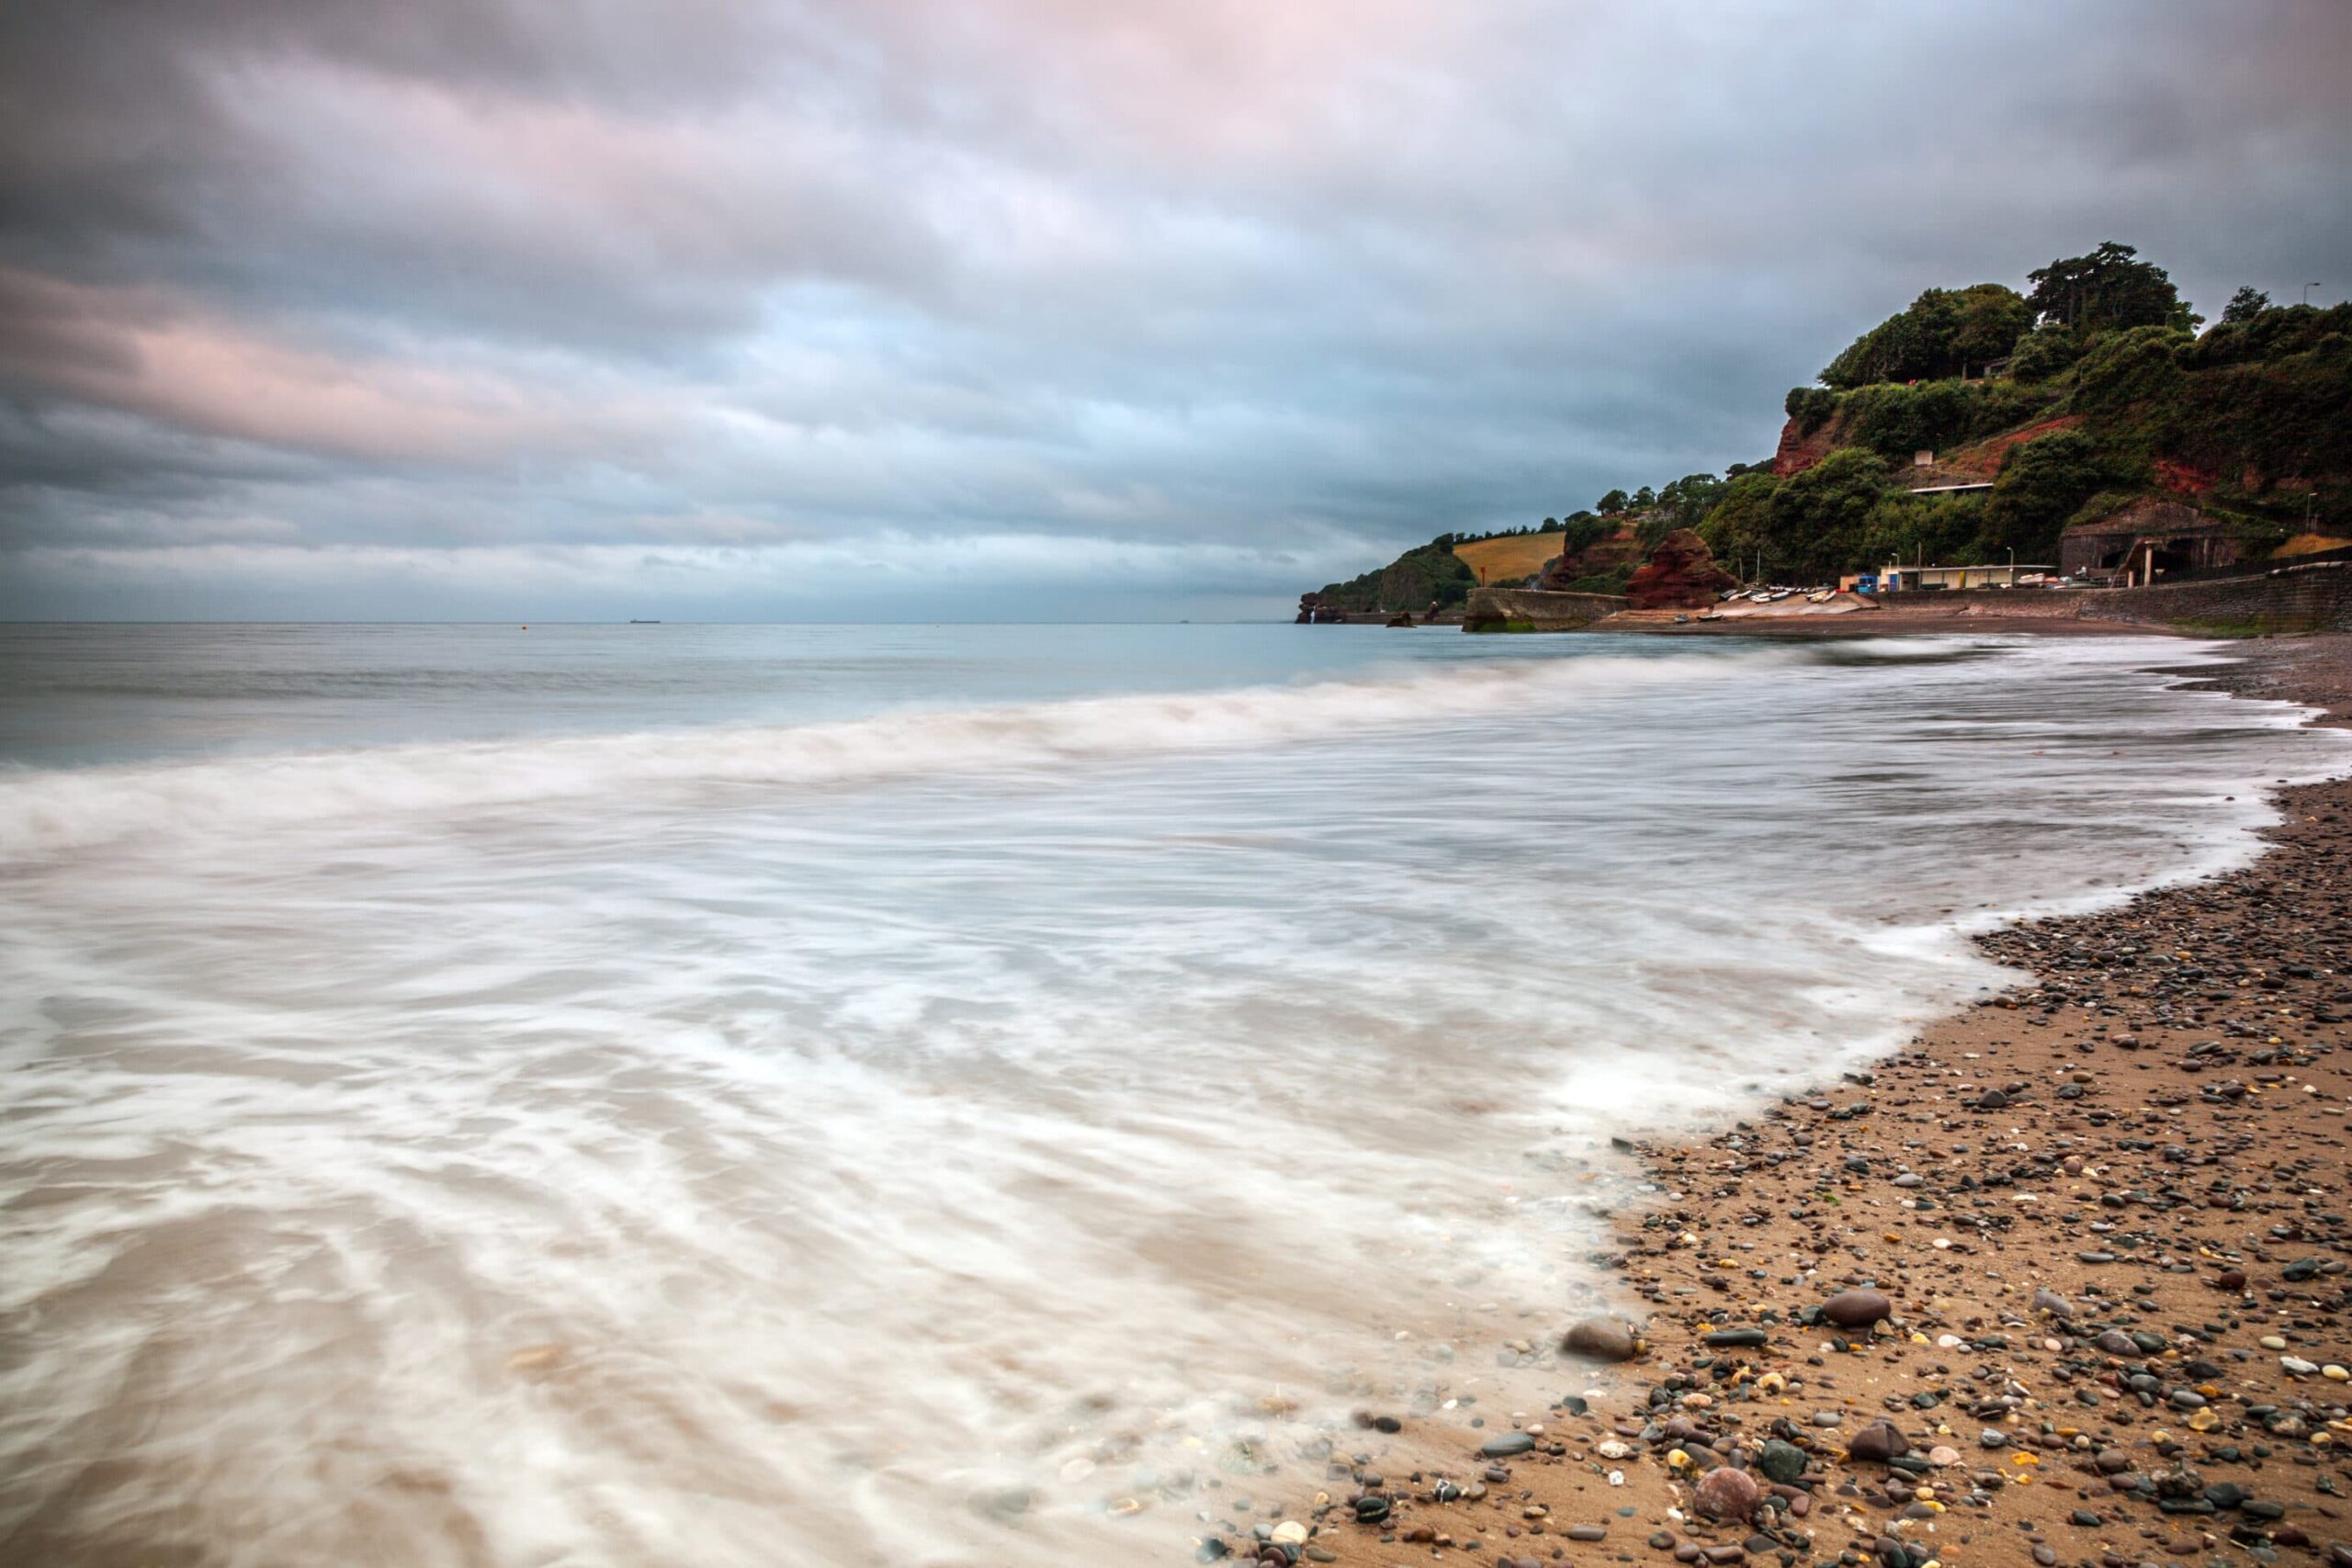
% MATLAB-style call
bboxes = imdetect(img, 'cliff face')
[1770,412,1842,478]
[1623,529,1738,608]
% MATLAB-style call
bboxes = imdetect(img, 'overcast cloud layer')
[2,1,2347,621]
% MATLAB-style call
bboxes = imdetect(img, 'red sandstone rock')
[1770,414,1838,477]
[1623,529,1738,610]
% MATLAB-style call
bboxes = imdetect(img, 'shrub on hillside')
[2007,325,2082,383]
[1761,448,1892,581]
[1983,430,2131,561]
[1821,284,2032,389]
[1836,378,2060,461]
[1697,471,1781,570]
[1860,490,1985,571]
[1785,386,1839,434]
[2183,301,2352,369]
[2072,324,2192,416]
[1318,544,1478,613]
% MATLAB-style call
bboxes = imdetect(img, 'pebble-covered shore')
[1195,636,2352,1568]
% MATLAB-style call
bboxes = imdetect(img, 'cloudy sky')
[2,1,2346,621]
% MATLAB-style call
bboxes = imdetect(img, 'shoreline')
[1216,634,2352,1568]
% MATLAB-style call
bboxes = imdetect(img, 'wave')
[0,648,1806,862]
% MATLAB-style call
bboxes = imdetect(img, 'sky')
[2,1,2347,622]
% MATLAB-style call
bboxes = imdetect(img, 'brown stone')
[1819,1289,1892,1329]
[1693,1465,1761,1521]
[1622,529,1738,610]
[1562,1316,1640,1361]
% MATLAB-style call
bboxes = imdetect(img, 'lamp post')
[2307,282,2324,305]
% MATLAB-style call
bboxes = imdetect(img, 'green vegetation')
[1728,243,2348,577]
[1822,283,2033,388]
[2025,242,2199,336]
[1315,537,1478,614]
[1831,378,2056,461]
[1308,243,2349,604]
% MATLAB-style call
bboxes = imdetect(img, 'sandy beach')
[1211,635,2352,1568]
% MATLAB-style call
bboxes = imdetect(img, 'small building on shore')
[1846,562,2054,592]
[2061,497,2245,585]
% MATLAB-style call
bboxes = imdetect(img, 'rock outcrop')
[1623,529,1738,609]
[1770,412,1841,477]
[1535,522,1644,591]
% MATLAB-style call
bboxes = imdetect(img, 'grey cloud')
[2,0,2349,619]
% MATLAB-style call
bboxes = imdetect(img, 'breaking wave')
[0,648,1804,862]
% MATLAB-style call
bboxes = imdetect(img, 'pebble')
[1693,1465,1760,1521]
[1480,1433,1536,1458]
[1562,1316,1639,1362]
[1847,1421,1909,1463]
[1819,1289,1892,1329]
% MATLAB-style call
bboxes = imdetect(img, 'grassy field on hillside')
[1452,532,1562,582]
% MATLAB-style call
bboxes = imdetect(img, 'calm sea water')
[0,623,2343,1566]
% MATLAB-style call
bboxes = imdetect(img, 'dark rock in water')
[1820,1289,1892,1329]
[1694,1465,1761,1521]
[1480,1432,1536,1458]
[1352,1496,1392,1525]
[1756,1439,1807,1483]
[1847,1421,1909,1463]
[1623,528,1738,610]
[1563,1316,1640,1361]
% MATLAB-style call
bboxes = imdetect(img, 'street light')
[2306,282,2324,305]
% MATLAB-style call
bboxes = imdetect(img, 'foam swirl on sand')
[0,629,2341,1566]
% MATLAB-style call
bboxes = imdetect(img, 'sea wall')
[1868,588,2090,620]
[2086,559,2352,633]
[1462,587,1629,632]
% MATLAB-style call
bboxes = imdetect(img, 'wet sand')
[1207,635,2352,1568]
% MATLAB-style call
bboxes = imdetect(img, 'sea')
[1,622,2345,1566]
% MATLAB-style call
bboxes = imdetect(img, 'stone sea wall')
[2086,560,2352,634]
[1462,587,1629,632]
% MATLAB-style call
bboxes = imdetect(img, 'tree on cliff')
[2219,286,2271,326]
[1596,489,1630,514]
[1559,510,1611,555]
[1317,542,1478,614]
[1697,471,1781,571]
[1821,284,2032,388]
[1759,448,1890,581]
[2027,243,2199,336]
[1982,429,2117,561]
